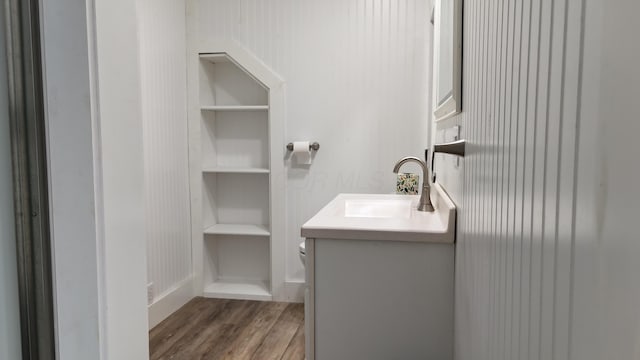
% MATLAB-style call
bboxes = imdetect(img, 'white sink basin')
[343,199,413,218]
[301,184,456,243]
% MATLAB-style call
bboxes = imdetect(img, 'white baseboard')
[148,276,194,329]
[283,280,305,303]
[148,278,302,328]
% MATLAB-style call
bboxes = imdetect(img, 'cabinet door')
[313,239,454,360]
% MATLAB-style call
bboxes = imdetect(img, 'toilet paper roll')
[293,141,312,164]
[396,173,419,195]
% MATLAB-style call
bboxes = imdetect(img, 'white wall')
[138,0,193,324]
[195,0,433,282]
[0,2,22,357]
[570,0,640,358]
[42,0,149,358]
[436,0,640,359]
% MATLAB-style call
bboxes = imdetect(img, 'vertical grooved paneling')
[441,0,585,359]
[139,0,192,300]
[198,0,432,283]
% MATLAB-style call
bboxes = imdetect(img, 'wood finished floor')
[149,297,305,360]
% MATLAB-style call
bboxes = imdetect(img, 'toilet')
[298,240,306,265]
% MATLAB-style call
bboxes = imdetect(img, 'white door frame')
[41,0,149,358]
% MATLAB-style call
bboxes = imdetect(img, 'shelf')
[197,48,280,303]
[201,105,269,111]
[203,279,272,301]
[202,174,269,225]
[200,111,268,169]
[203,167,269,174]
[204,224,270,237]
[200,53,230,64]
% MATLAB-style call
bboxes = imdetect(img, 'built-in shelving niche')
[194,50,283,301]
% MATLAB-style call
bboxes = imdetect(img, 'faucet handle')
[425,148,437,183]
[430,150,437,183]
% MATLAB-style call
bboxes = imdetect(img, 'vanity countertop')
[301,183,456,243]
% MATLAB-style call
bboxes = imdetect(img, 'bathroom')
[142,1,433,357]
[1,0,640,359]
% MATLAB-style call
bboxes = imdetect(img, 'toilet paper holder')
[286,142,320,151]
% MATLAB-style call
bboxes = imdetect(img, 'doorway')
[3,0,56,358]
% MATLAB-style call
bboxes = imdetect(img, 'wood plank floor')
[149,297,305,360]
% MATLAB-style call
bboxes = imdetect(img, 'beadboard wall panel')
[433,0,585,359]
[138,0,192,304]
[195,0,432,282]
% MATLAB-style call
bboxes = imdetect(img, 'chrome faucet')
[393,157,434,212]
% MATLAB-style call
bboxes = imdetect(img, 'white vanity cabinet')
[302,185,456,360]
